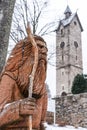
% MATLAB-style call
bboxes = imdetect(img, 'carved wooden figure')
[0,35,48,130]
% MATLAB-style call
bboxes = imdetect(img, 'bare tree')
[10,0,58,43]
[46,83,51,98]
[7,0,60,69]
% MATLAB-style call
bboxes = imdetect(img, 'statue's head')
[34,35,48,63]
[1,35,47,97]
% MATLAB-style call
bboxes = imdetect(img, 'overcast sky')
[46,0,87,97]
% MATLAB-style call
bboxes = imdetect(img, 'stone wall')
[55,93,87,128]
[46,111,54,124]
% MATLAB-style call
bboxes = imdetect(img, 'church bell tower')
[56,6,83,96]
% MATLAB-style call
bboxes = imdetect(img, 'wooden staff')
[26,23,38,130]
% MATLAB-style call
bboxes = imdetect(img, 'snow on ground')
[45,124,87,130]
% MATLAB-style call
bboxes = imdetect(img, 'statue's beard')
[33,59,46,94]
[38,52,47,62]
[22,57,47,98]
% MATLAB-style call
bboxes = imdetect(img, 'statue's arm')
[41,93,48,122]
[0,75,21,127]
[0,100,22,127]
[0,75,35,127]
[0,99,35,128]
[0,98,35,127]
[40,83,48,123]
[40,92,48,130]
[32,83,48,130]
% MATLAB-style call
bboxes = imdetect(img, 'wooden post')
[26,23,38,130]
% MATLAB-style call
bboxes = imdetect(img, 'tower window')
[68,80,70,85]
[62,86,64,90]
[62,55,63,61]
[74,21,77,25]
[62,54,64,63]
[61,29,63,34]
[74,41,78,48]
[61,29,64,36]
[68,29,70,34]
[61,92,67,96]
[60,42,65,49]
[62,71,64,75]
[76,56,77,60]
[61,69,64,76]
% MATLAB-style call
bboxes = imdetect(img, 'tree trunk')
[0,0,16,73]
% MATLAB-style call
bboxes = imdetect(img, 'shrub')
[71,74,87,94]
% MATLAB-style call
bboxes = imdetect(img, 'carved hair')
[2,35,47,97]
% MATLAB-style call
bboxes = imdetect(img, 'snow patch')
[46,124,87,130]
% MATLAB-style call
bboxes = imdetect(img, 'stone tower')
[56,6,83,96]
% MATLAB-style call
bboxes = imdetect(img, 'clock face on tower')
[60,42,65,49]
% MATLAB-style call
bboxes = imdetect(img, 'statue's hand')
[19,98,36,116]
[40,123,47,130]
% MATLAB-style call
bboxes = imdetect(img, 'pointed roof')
[64,5,72,14]
[56,12,83,32]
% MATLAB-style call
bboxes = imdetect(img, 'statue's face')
[31,41,47,96]
[37,40,48,63]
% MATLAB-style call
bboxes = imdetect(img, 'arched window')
[61,29,64,36]
[62,86,64,90]
[61,92,67,96]
[74,21,77,25]
[74,41,78,48]
[61,29,63,35]
[60,42,65,49]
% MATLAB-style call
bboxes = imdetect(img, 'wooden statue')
[0,29,48,130]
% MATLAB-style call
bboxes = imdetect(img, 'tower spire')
[64,5,72,18]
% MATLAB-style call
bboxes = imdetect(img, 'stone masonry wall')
[55,93,87,128]
[46,111,54,124]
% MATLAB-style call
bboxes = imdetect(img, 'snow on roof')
[56,13,83,32]
[61,13,76,26]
